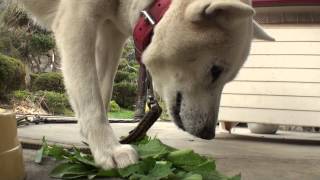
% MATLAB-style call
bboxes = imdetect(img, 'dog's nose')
[198,127,216,140]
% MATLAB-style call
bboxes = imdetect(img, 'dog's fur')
[15,0,274,169]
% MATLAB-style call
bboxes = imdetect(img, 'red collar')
[133,0,171,64]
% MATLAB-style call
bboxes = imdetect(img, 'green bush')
[0,53,25,99]
[112,60,138,110]
[10,90,72,115]
[114,70,136,83]
[108,100,121,112]
[117,59,138,73]
[30,33,55,54]
[32,72,65,93]
[37,91,70,115]
[11,90,31,101]
[112,82,137,110]
[2,4,30,28]
[29,73,40,86]
[127,72,137,83]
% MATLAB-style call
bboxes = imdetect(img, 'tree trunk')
[134,65,147,120]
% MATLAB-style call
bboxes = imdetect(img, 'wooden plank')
[235,68,320,83]
[220,94,320,111]
[244,55,320,68]
[223,81,320,97]
[253,0,320,7]
[250,42,320,55]
[219,107,320,127]
[253,27,320,42]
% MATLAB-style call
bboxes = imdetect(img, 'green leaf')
[131,136,152,145]
[170,171,203,180]
[37,136,241,180]
[148,161,173,179]
[136,139,171,159]
[186,160,216,173]
[35,145,45,164]
[71,148,96,167]
[183,173,203,180]
[167,149,221,180]
[87,174,96,179]
[119,157,156,177]
[120,160,173,180]
[139,157,157,174]
[96,169,120,177]
[167,150,215,170]
[35,136,48,163]
[57,174,89,179]
[119,163,142,178]
[129,174,156,180]
[50,162,96,179]
[46,145,70,160]
[228,174,241,180]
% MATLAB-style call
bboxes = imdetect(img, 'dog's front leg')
[52,4,138,169]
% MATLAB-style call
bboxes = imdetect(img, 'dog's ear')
[253,21,275,41]
[185,0,255,26]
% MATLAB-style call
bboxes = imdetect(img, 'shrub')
[108,100,121,112]
[11,90,31,101]
[2,4,30,28]
[0,53,25,99]
[10,90,72,115]
[117,60,128,71]
[117,59,138,73]
[36,91,70,115]
[127,72,137,83]
[112,82,137,110]
[114,70,136,83]
[32,72,65,93]
[29,73,40,86]
[30,33,55,54]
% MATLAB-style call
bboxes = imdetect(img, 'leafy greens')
[35,137,241,180]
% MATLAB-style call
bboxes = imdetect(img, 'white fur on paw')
[93,150,116,170]
[112,145,139,168]
[84,125,138,169]
[92,145,138,169]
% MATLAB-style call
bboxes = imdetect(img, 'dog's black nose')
[198,127,216,140]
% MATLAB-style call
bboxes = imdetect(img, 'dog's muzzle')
[171,92,216,140]
[197,126,216,140]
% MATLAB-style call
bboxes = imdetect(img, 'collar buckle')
[141,10,156,26]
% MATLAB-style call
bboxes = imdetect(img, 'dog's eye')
[210,65,223,82]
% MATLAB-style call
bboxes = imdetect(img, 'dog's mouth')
[171,92,185,130]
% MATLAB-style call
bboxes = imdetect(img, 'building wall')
[219,25,320,127]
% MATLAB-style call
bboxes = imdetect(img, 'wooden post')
[0,109,25,180]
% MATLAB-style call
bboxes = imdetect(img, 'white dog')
[16,0,273,169]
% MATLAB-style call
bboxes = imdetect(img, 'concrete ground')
[18,122,320,180]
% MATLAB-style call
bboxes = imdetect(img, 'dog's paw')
[93,149,117,169]
[112,145,139,168]
[82,123,138,169]
[92,144,138,169]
